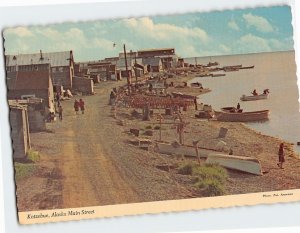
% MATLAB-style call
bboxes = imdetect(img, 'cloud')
[4,27,33,37]
[243,13,274,33]
[238,34,271,52]
[123,17,209,43]
[228,19,239,31]
[219,44,231,53]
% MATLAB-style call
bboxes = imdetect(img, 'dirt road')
[17,82,191,211]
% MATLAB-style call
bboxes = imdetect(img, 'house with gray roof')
[5,50,75,89]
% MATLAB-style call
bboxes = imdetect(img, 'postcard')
[2,4,300,224]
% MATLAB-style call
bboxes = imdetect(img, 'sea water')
[186,51,300,154]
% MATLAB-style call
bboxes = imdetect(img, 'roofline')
[137,48,175,53]
[6,50,73,57]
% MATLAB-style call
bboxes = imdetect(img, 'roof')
[142,57,162,66]
[5,51,73,67]
[138,48,175,53]
[7,70,51,91]
[116,58,135,70]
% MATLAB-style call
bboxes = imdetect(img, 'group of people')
[74,99,85,114]
[251,88,270,96]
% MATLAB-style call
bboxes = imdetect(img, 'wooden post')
[123,44,131,94]
[159,117,162,141]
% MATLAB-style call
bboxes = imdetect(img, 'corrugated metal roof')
[6,51,73,67]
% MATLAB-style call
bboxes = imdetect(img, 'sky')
[2,5,294,62]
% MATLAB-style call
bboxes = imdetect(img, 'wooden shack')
[9,105,31,159]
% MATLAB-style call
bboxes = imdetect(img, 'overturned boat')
[240,93,268,101]
[206,153,263,175]
[154,141,218,158]
[216,108,269,122]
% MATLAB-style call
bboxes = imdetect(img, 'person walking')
[79,99,85,114]
[58,105,63,120]
[74,99,79,115]
[277,143,285,169]
[194,97,198,110]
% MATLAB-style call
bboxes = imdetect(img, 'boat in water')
[206,153,263,175]
[216,107,269,122]
[240,93,268,101]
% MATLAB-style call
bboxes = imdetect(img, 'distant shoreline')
[183,49,295,60]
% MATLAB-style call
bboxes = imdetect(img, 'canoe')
[216,109,269,122]
[240,93,268,101]
[154,142,219,158]
[171,92,196,99]
[205,153,263,175]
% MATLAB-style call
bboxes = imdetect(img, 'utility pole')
[123,44,131,94]
[134,53,138,83]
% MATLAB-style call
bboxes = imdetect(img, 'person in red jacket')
[79,99,85,114]
[74,99,79,115]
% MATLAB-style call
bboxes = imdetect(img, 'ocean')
[185,51,300,153]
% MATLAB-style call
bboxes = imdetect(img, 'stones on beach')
[215,140,228,152]
[218,127,228,138]
[143,130,154,136]
[130,128,140,137]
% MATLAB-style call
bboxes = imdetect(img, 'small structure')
[73,76,94,94]
[142,57,163,73]
[9,105,31,159]
[9,98,47,132]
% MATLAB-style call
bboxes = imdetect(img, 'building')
[116,58,135,78]
[73,76,94,95]
[8,98,47,132]
[142,57,163,73]
[137,48,179,70]
[137,48,175,58]
[7,63,55,113]
[9,105,31,159]
[77,61,118,81]
[5,50,75,89]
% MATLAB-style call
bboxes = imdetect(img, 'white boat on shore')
[240,93,268,101]
[216,108,269,122]
[154,141,217,158]
[206,153,263,175]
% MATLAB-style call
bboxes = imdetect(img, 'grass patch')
[14,163,36,181]
[145,125,152,130]
[26,149,40,162]
[178,162,195,175]
[178,162,228,196]
[194,178,225,196]
[192,163,228,183]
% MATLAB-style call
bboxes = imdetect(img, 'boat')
[205,153,263,175]
[190,82,203,88]
[240,93,268,101]
[171,92,196,99]
[216,108,269,122]
[239,65,255,69]
[154,141,219,158]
